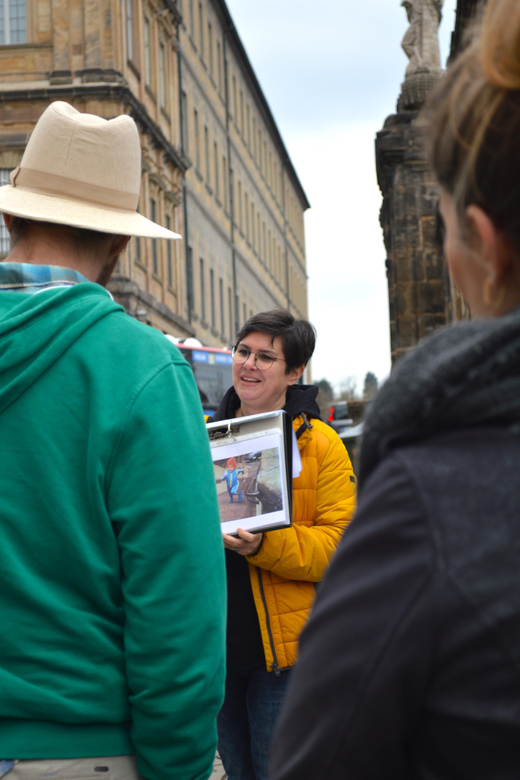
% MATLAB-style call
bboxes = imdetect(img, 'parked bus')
[165,337,233,416]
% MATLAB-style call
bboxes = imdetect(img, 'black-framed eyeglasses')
[231,345,286,371]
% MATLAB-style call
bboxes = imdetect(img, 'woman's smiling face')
[232,331,304,416]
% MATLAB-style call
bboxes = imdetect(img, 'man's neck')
[5,233,119,286]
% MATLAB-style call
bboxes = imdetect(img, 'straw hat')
[0,101,181,240]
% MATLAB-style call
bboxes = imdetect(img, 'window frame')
[0,0,27,45]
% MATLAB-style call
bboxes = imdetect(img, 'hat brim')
[0,185,181,240]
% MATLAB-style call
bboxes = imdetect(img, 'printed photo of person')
[221,457,244,504]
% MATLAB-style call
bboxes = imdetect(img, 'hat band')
[10,166,139,212]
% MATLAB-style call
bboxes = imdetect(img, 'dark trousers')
[217,661,292,780]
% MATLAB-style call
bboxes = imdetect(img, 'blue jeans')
[217,661,291,780]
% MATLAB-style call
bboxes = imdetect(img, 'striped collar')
[0,262,90,293]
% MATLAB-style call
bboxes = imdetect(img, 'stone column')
[376,114,451,364]
[375,0,451,367]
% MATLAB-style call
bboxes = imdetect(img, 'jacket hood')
[0,284,121,415]
[358,304,520,490]
[213,383,322,422]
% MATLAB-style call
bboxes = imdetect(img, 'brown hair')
[235,309,316,373]
[8,216,116,252]
[426,0,520,253]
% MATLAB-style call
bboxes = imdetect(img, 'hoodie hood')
[0,283,121,415]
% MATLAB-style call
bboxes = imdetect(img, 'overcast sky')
[225,0,458,394]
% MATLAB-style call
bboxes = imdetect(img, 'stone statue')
[401,0,444,76]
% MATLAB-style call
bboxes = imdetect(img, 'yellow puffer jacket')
[246,414,357,672]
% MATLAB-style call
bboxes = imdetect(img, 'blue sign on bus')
[215,353,233,365]
[192,350,209,363]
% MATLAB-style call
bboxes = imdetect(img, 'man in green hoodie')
[0,101,226,780]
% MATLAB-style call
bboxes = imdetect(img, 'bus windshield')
[177,344,233,414]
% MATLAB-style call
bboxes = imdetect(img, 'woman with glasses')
[210,309,356,780]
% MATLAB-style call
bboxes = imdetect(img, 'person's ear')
[466,205,515,284]
[110,235,131,256]
[3,213,12,230]
[287,365,305,386]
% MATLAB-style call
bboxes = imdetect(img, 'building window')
[210,268,215,328]
[200,257,205,320]
[214,141,219,198]
[0,0,26,45]
[194,109,200,169]
[228,286,233,342]
[0,169,10,252]
[166,215,173,288]
[204,125,210,182]
[144,17,151,86]
[219,277,224,335]
[188,0,194,35]
[237,180,242,230]
[246,104,251,147]
[125,0,136,63]
[198,1,204,58]
[217,40,222,93]
[240,91,244,134]
[208,22,213,76]
[151,199,158,275]
[222,155,228,209]
[232,75,237,118]
[159,43,167,108]
[181,90,188,154]
[244,192,249,240]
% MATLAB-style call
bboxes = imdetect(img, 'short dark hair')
[8,216,114,251]
[235,309,316,373]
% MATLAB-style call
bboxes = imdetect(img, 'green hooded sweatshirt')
[0,276,226,780]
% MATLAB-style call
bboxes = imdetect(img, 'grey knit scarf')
[358,306,520,490]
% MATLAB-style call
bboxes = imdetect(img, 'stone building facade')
[0,0,309,346]
[376,0,487,366]
[177,0,309,347]
[0,0,193,336]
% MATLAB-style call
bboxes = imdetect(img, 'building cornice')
[0,81,189,174]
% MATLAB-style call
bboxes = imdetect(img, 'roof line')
[214,0,310,211]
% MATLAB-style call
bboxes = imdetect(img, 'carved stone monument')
[399,0,444,110]
[375,1,486,368]
[375,0,449,367]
